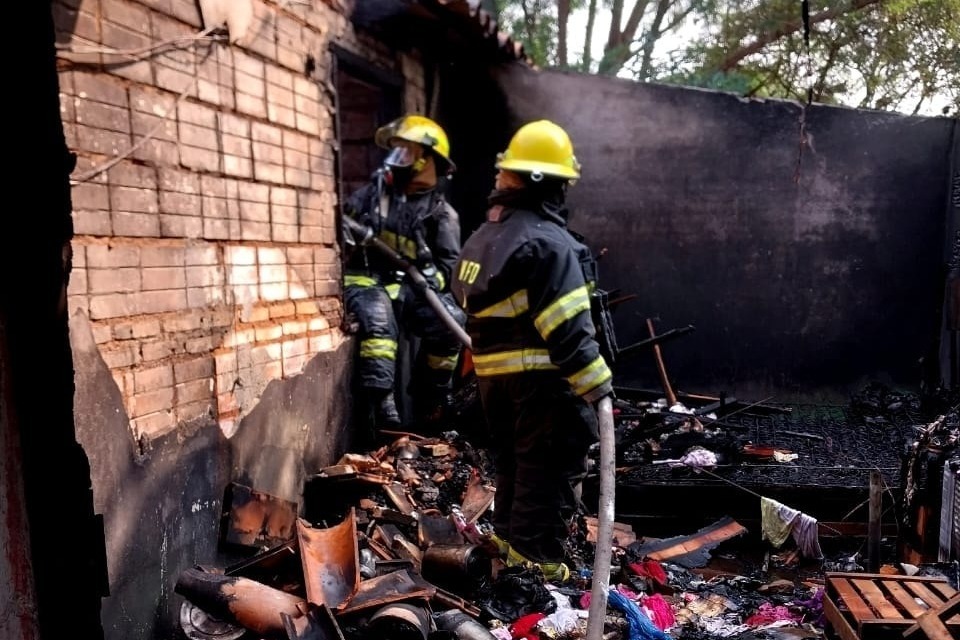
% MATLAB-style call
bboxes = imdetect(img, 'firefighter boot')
[371,389,401,428]
[505,545,571,582]
[415,382,453,429]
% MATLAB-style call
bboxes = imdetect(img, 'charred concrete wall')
[450,65,956,399]
[3,3,106,639]
[52,0,428,637]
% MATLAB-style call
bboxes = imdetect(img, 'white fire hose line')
[586,396,616,640]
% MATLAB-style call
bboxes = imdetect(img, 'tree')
[495,0,708,78]
[668,0,960,115]
[493,0,960,115]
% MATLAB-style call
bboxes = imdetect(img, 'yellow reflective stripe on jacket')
[385,283,402,300]
[345,275,378,287]
[380,230,418,260]
[359,338,397,360]
[426,353,459,371]
[567,355,612,397]
[472,348,557,377]
[475,289,529,318]
[435,271,445,291]
[534,285,591,340]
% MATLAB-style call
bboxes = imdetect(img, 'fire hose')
[343,215,472,349]
[586,395,615,640]
[345,215,618,634]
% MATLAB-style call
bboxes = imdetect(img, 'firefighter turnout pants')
[344,280,465,392]
[478,371,599,564]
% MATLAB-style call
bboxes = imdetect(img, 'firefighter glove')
[343,217,375,247]
[420,261,443,291]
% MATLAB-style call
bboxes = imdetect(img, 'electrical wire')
[693,466,845,536]
[69,78,195,186]
[56,27,224,62]
[66,25,219,186]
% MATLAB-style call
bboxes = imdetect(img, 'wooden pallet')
[823,572,960,640]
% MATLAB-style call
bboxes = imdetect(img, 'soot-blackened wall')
[447,65,956,399]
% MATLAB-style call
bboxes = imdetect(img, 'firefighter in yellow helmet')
[452,120,614,582]
[342,115,466,438]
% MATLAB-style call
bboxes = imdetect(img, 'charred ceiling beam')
[349,0,529,65]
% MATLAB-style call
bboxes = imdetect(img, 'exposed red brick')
[87,244,140,268]
[175,356,215,383]
[179,144,221,173]
[132,411,176,439]
[139,289,189,314]
[141,245,184,267]
[160,213,203,238]
[73,211,112,236]
[88,267,141,294]
[75,99,130,134]
[111,185,159,213]
[175,378,213,404]
[73,71,128,107]
[142,266,186,291]
[142,338,182,362]
[134,364,174,394]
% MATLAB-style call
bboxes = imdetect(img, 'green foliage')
[493,0,960,115]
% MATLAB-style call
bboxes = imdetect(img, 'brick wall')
[56,0,425,441]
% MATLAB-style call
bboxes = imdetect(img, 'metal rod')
[646,318,677,406]
[587,397,616,640]
[695,467,844,536]
[614,324,695,359]
[868,470,882,572]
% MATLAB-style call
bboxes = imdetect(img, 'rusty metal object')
[421,544,491,593]
[221,482,298,550]
[432,588,482,618]
[634,517,748,568]
[339,569,436,615]
[435,609,498,640]
[460,479,495,524]
[281,603,346,640]
[384,483,417,515]
[646,318,678,406]
[418,512,464,547]
[179,600,246,640]
[297,511,360,610]
[374,524,423,570]
[223,539,304,594]
[366,603,433,640]
[175,567,307,636]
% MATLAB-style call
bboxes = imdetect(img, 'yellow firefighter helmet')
[375,115,455,173]
[496,120,581,181]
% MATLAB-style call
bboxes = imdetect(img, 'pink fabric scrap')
[745,603,803,627]
[640,594,675,631]
[617,584,640,600]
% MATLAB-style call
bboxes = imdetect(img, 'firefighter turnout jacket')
[343,174,461,294]
[452,193,613,402]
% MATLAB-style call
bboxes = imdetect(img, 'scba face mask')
[384,144,428,188]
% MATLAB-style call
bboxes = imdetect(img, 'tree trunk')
[558,0,571,68]
[599,0,651,75]
[582,0,598,71]
[638,0,670,80]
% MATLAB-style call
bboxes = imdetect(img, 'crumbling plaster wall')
[480,66,956,400]
[52,0,427,637]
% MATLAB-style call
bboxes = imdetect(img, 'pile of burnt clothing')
[174,428,829,640]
